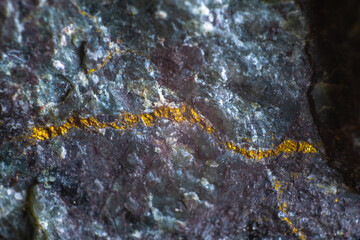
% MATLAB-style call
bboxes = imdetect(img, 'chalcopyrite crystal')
[0,0,359,239]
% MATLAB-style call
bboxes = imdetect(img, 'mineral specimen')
[0,0,359,239]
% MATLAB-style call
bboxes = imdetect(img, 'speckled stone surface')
[0,0,359,239]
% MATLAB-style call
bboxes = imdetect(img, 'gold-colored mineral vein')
[272,179,306,240]
[71,1,144,75]
[28,104,316,161]
[71,1,102,35]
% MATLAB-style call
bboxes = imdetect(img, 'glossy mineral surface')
[0,0,359,239]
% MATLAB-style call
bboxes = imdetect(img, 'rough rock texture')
[0,0,359,239]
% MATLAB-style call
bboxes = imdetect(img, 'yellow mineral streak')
[274,181,282,193]
[225,139,316,161]
[169,106,186,123]
[272,179,306,240]
[87,48,136,74]
[71,1,133,75]
[140,114,154,126]
[28,104,317,161]
[122,112,139,126]
[283,217,306,240]
[87,51,113,74]
[79,36,143,74]
[29,115,122,141]
[71,1,102,35]
[189,108,201,123]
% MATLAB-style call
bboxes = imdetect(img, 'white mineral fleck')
[190,2,210,16]
[203,22,214,33]
[201,178,215,191]
[93,49,105,61]
[131,230,142,239]
[94,179,104,191]
[205,160,219,168]
[40,220,48,229]
[60,35,67,46]
[155,10,167,19]
[53,60,65,72]
[128,5,138,15]
[14,192,23,200]
[183,192,200,202]
[62,24,76,36]
[7,188,14,196]
[99,26,108,36]
[220,66,227,81]
[234,12,245,24]
[77,72,88,86]
[60,146,66,159]
[92,74,100,85]
[6,1,14,15]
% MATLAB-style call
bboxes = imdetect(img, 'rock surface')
[0,0,359,239]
